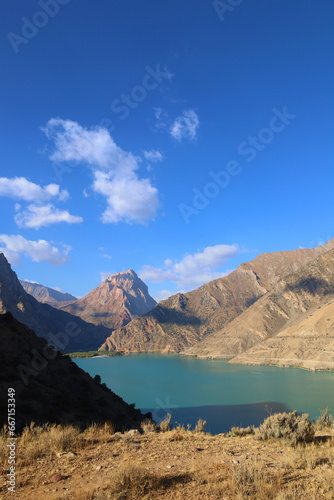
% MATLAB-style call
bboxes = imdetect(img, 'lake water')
[74,354,334,434]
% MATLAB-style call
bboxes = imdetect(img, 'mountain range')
[20,280,77,307]
[2,239,334,370]
[100,240,334,362]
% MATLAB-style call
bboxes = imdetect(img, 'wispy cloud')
[0,234,71,266]
[143,150,164,162]
[0,177,68,202]
[14,204,83,229]
[43,119,160,225]
[139,244,239,291]
[170,109,199,142]
[154,107,168,122]
[101,253,113,259]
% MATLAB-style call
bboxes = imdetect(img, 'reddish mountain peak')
[61,268,156,330]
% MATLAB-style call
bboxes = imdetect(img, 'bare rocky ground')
[2,425,334,499]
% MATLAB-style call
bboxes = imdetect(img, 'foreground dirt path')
[2,429,334,499]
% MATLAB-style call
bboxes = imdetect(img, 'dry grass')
[230,458,284,499]
[194,418,207,433]
[17,422,83,465]
[314,408,334,431]
[230,425,255,437]
[84,421,116,443]
[2,412,334,500]
[140,418,158,434]
[158,413,172,432]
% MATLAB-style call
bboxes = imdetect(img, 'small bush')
[314,408,334,429]
[230,425,255,437]
[159,413,172,432]
[110,465,164,497]
[194,418,207,433]
[256,411,314,446]
[140,419,157,434]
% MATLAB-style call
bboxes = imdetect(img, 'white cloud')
[143,150,164,162]
[170,109,199,142]
[0,234,71,266]
[154,107,168,121]
[101,253,113,259]
[43,119,160,225]
[93,171,159,224]
[139,244,239,291]
[14,204,83,229]
[0,176,69,202]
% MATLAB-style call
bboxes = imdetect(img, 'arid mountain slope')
[230,295,334,369]
[20,280,77,308]
[0,312,148,431]
[186,247,334,366]
[100,241,334,353]
[0,254,110,353]
[60,270,156,329]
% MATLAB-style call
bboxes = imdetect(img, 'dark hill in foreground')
[0,312,149,431]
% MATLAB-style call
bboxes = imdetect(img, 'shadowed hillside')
[0,254,110,353]
[0,312,149,431]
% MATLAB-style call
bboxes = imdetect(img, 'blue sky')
[0,0,333,300]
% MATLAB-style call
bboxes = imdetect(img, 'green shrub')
[256,411,314,446]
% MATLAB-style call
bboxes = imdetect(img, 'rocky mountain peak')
[60,269,156,330]
[106,269,137,280]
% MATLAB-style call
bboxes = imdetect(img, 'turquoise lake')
[74,355,334,434]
